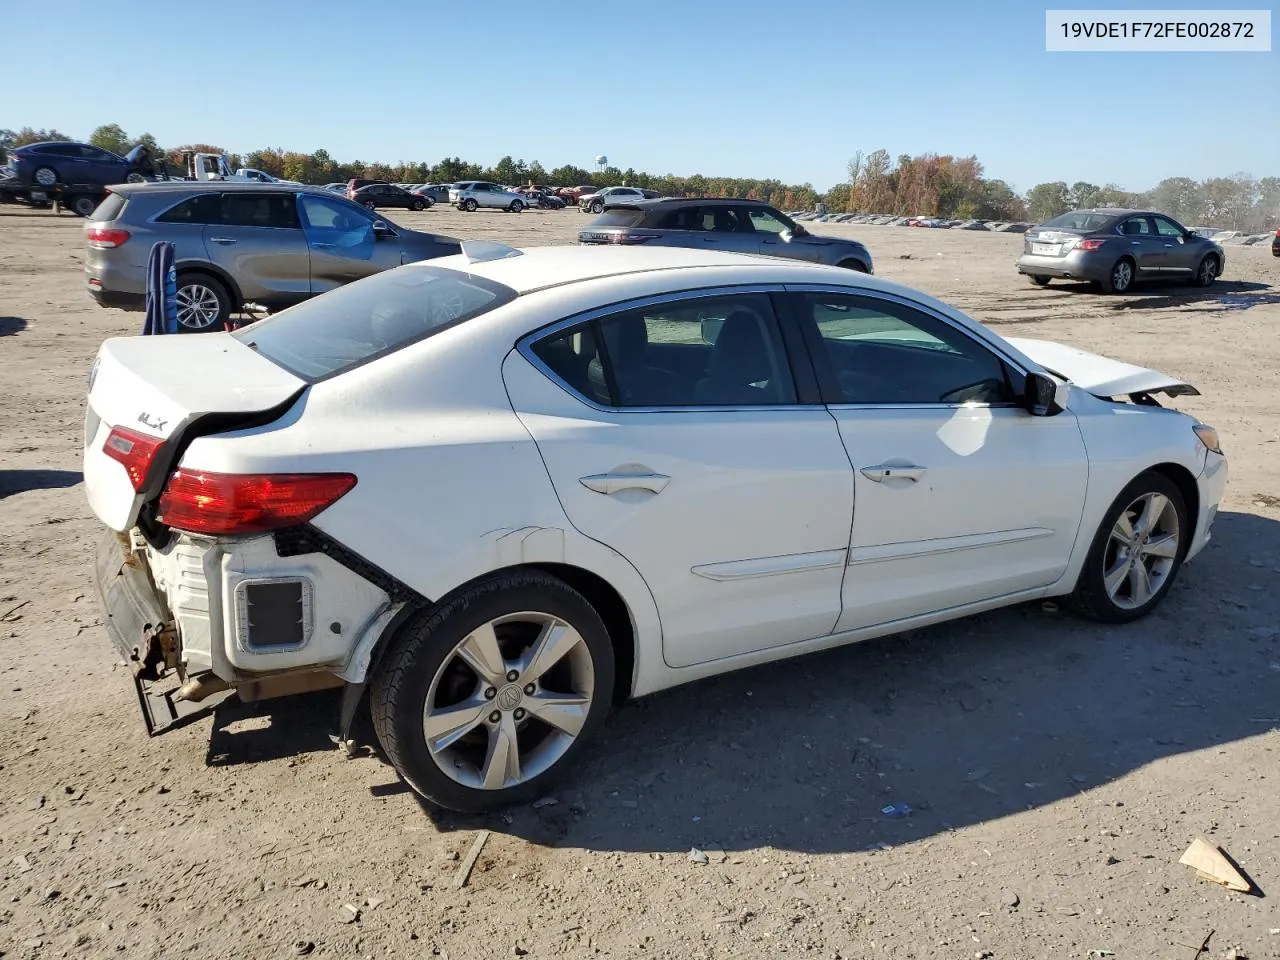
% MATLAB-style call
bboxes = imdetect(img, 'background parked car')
[413,184,452,204]
[578,186,655,214]
[83,183,459,331]
[449,181,528,212]
[1272,228,1279,257]
[346,178,386,200]
[558,184,597,204]
[579,198,873,272]
[352,182,431,211]
[9,141,156,189]
[1017,208,1225,293]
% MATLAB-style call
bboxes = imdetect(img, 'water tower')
[595,155,607,172]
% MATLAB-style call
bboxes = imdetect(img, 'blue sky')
[4,0,1275,192]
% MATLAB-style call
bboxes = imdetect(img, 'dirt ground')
[2,204,1279,960]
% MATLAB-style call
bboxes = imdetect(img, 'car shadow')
[0,316,29,336]
[205,688,347,767]
[212,510,1280,857]
[1042,279,1275,312]
[0,468,82,498]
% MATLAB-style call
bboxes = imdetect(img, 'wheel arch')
[175,262,244,308]
[1146,460,1200,546]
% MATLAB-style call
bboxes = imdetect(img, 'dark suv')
[578,198,873,272]
[84,182,460,331]
[9,141,156,189]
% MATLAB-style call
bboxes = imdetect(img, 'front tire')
[371,571,615,812]
[509,199,524,213]
[32,166,58,188]
[70,195,98,217]
[1068,470,1189,623]
[410,199,425,211]
[364,200,377,210]
[838,259,868,272]
[1192,254,1219,287]
[591,201,604,214]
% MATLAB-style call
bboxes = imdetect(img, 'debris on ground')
[688,848,709,865]
[881,802,912,818]
[1179,838,1251,892]
[291,940,315,956]
[337,903,360,924]
[453,830,491,889]
[1087,951,1115,958]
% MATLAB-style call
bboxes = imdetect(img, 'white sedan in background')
[86,243,1226,812]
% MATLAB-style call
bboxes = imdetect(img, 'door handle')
[579,472,671,495]
[1163,243,1173,248]
[209,237,238,244]
[860,464,926,483]
[1130,241,1141,246]
[311,241,336,248]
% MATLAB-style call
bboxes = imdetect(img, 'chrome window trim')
[516,283,819,414]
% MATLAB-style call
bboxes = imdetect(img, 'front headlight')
[1192,423,1222,455]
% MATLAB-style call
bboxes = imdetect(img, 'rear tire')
[463,198,478,212]
[1068,470,1189,623]
[70,195,98,217]
[410,199,424,211]
[175,273,233,333]
[1029,275,1051,286]
[32,166,58,188]
[1099,257,1135,294]
[1192,254,1219,287]
[371,570,615,812]
[364,200,377,210]
[838,259,868,272]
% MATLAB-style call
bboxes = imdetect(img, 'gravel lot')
[2,204,1278,960]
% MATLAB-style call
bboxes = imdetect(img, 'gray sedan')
[578,198,873,273]
[1016,208,1224,294]
[84,182,461,331]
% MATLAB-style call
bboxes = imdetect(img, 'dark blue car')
[9,141,154,189]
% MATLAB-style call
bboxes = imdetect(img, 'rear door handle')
[209,237,238,244]
[579,472,671,495]
[860,464,926,483]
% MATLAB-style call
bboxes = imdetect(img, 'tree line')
[1,124,1275,231]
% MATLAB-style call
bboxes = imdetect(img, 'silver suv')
[84,182,461,331]
[448,181,527,212]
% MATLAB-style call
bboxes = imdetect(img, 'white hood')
[1006,337,1199,400]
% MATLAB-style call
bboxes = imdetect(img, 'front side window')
[221,193,300,229]
[298,193,375,250]
[1152,215,1185,237]
[746,208,793,234]
[793,292,1014,405]
[234,265,517,382]
[531,293,796,408]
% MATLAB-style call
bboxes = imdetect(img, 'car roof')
[606,197,769,210]
[108,181,332,197]
[414,244,876,296]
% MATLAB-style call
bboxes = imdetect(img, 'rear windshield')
[232,265,517,382]
[1039,211,1115,231]
[590,209,646,228]
[89,192,128,222]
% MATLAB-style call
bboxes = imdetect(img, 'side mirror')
[1024,371,1069,416]
[372,220,392,238]
[778,229,793,243]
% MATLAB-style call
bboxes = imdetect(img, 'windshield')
[232,265,517,382]
[1039,211,1116,231]
[590,209,646,228]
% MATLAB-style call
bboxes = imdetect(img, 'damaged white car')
[86,243,1227,812]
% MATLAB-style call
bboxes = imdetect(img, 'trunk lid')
[1006,337,1199,401]
[84,334,306,531]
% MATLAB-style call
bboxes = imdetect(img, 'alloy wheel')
[1198,257,1218,285]
[34,168,57,187]
[422,612,595,790]
[1102,492,1180,610]
[1112,260,1133,292]
[175,283,223,330]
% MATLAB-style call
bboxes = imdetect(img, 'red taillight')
[85,227,131,249]
[1077,239,1106,252]
[103,426,165,492]
[157,471,357,535]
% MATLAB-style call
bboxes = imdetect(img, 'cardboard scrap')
[1179,838,1250,892]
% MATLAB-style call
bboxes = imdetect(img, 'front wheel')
[32,166,59,188]
[509,200,524,213]
[838,259,868,272]
[70,195,99,217]
[371,571,615,812]
[1192,254,1219,287]
[364,200,377,210]
[410,199,424,211]
[591,201,603,214]
[1068,470,1189,623]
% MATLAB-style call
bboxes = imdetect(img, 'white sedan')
[85,243,1227,811]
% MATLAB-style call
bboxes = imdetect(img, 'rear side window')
[233,266,517,382]
[1040,211,1114,231]
[590,209,646,228]
[156,193,222,224]
[221,193,300,229]
[88,192,128,222]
